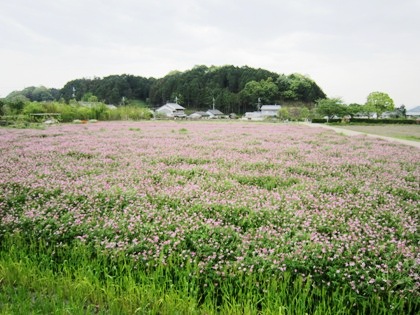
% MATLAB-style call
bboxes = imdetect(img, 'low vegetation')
[1,121,418,313]
[0,100,152,126]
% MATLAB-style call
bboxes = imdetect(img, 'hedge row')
[311,118,418,124]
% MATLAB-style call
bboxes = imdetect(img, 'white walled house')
[243,104,281,120]
[243,111,263,120]
[261,105,281,117]
[156,103,186,118]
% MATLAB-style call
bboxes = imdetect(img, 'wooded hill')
[5,65,326,114]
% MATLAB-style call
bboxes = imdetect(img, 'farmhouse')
[261,105,281,117]
[189,111,210,119]
[156,103,187,118]
[244,111,264,121]
[244,104,282,120]
[206,109,226,119]
[353,112,378,119]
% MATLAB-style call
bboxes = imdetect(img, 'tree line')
[315,92,405,120]
[2,65,326,114]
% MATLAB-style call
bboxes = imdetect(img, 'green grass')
[323,124,420,142]
[393,135,420,142]
[0,236,416,314]
[235,175,299,191]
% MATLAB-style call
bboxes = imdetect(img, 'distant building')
[244,111,264,121]
[261,105,281,117]
[189,111,211,119]
[206,109,226,118]
[244,104,281,120]
[353,112,378,119]
[156,103,186,118]
[381,110,405,119]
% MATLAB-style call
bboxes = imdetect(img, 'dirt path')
[302,123,420,149]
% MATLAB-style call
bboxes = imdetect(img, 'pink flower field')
[0,121,419,298]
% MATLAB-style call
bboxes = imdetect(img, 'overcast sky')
[1,0,419,107]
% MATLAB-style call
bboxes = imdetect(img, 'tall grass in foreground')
[0,236,416,314]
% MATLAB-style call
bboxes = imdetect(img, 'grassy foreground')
[0,237,415,315]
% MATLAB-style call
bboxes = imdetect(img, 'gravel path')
[303,123,420,149]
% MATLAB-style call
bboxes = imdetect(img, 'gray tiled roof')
[207,109,224,115]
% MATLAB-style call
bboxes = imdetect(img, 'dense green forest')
[2,65,326,114]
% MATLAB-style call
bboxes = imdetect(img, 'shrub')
[350,118,417,124]
[58,105,79,122]
[311,118,418,124]
[22,102,47,115]
[311,118,341,123]
[108,106,152,121]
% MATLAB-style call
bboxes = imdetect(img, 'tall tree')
[4,94,29,114]
[239,78,279,109]
[0,99,5,116]
[365,92,394,118]
[316,98,346,119]
[276,74,326,104]
[346,103,363,118]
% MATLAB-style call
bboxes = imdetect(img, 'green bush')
[4,101,152,123]
[350,118,417,124]
[311,118,418,124]
[111,106,153,120]
[76,106,92,120]
[311,118,341,123]
[42,102,61,113]
[58,105,79,122]
[22,102,47,115]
